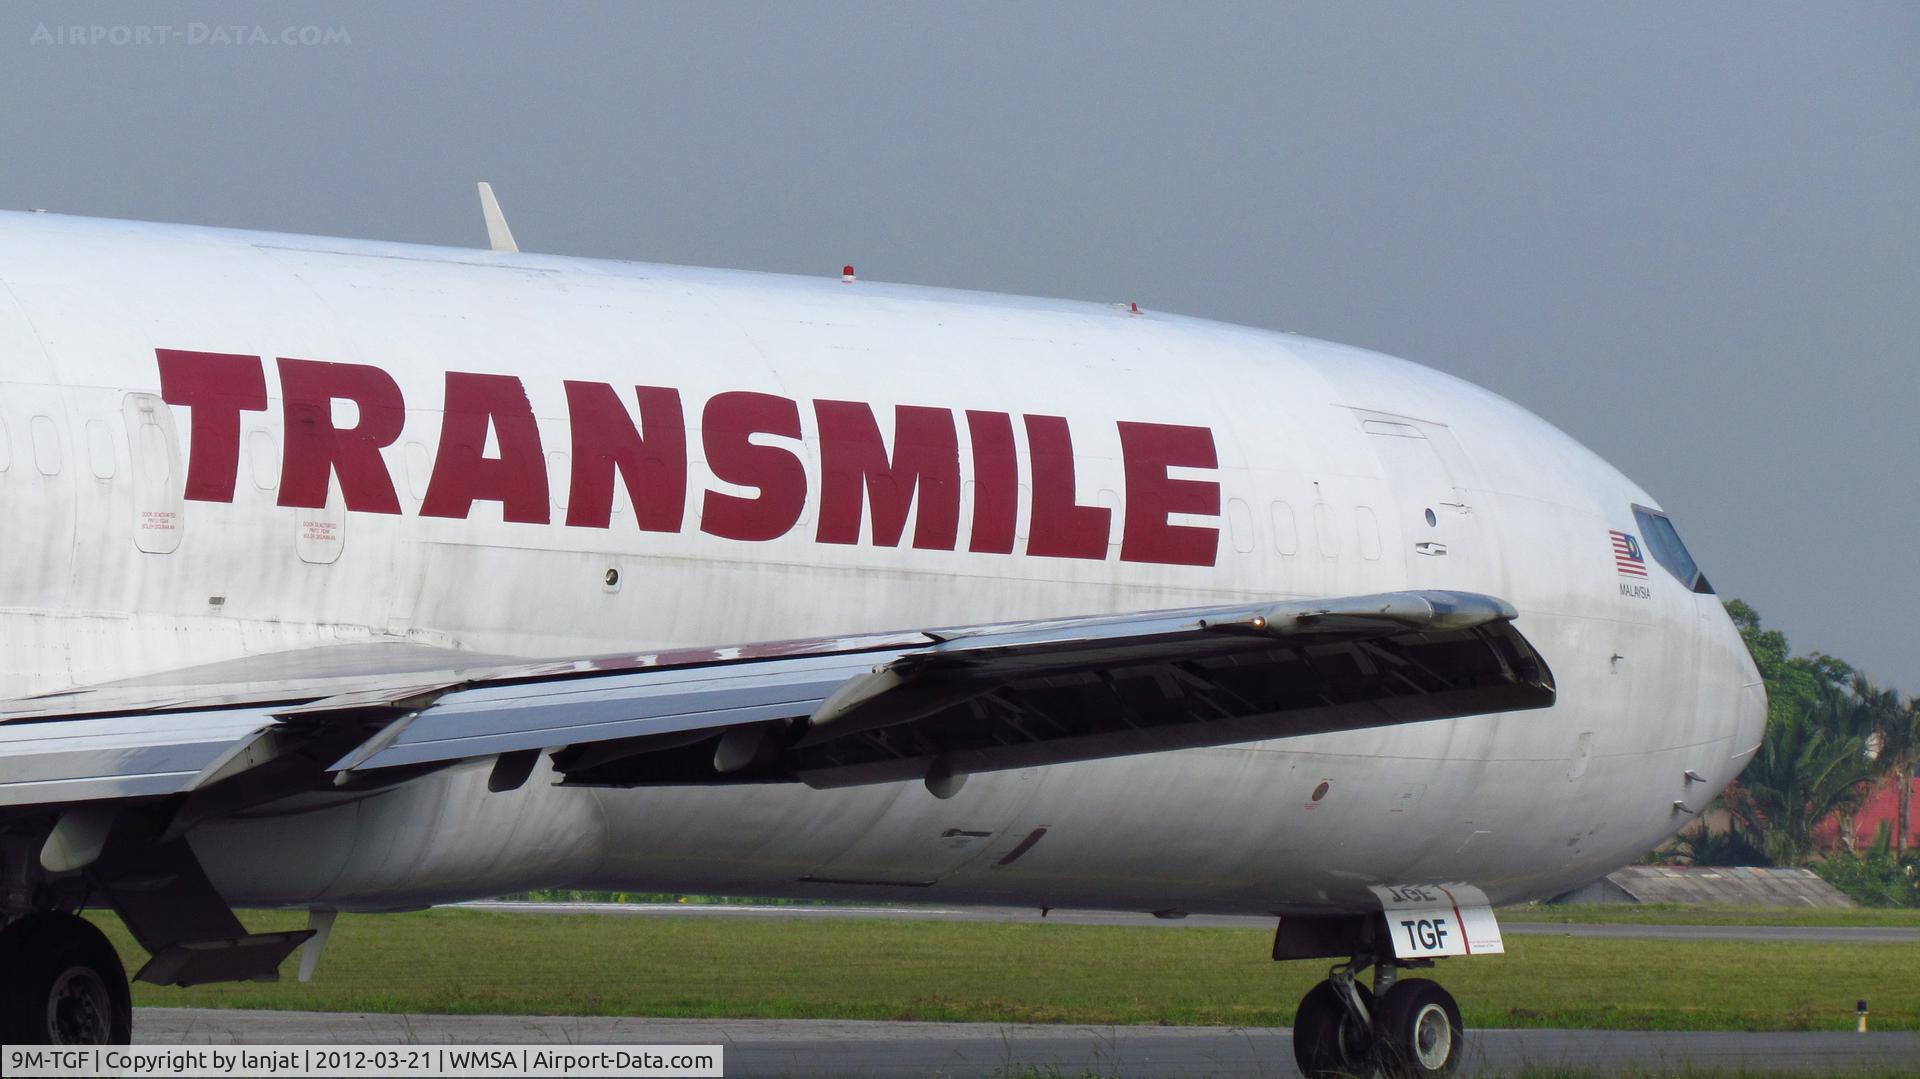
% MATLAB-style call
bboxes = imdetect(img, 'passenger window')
[86,420,116,480]
[1313,502,1338,559]
[30,416,61,476]
[1355,506,1382,561]
[249,430,281,491]
[1632,506,1713,594]
[1270,501,1298,556]
[1226,497,1256,554]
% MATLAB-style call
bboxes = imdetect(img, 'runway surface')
[459,900,1920,943]
[138,1008,1920,1077]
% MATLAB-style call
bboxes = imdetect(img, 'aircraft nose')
[1708,603,1768,765]
[1734,668,1767,756]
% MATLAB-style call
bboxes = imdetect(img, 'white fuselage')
[0,212,1764,915]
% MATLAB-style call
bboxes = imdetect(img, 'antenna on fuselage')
[476,182,518,253]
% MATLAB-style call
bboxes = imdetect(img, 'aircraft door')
[1354,410,1487,592]
[122,394,184,554]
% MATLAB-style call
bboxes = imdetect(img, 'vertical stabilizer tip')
[477,182,518,253]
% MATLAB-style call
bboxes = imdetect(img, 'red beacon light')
[842,265,856,283]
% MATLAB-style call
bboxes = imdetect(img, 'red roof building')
[1814,772,1920,851]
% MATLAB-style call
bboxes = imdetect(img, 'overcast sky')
[2,2,1914,690]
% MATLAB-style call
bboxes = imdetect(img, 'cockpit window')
[1632,506,1713,594]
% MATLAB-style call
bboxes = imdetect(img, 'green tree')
[1720,600,1890,863]
[1822,674,1905,849]
[1880,697,1920,853]
[1723,690,1877,864]
[1724,600,1851,728]
[1840,673,1902,746]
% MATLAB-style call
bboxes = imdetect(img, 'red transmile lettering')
[149,349,1222,567]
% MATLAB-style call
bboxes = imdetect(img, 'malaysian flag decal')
[1610,530,1647,577]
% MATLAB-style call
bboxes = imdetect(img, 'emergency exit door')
[1353,409,1484,591]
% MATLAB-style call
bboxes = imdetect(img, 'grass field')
[1498,903,1920,928]
[91,908,1917,1033]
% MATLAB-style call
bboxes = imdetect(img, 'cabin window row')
[0,405,1388,567]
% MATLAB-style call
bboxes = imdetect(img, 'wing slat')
[0,591,1554,809]
[0,710,277,807]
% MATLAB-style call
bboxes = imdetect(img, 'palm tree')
[1834,675,1905,851]
[1725,682,1878,864]
[1881,696,1920,853]
[1720,600,1908,861]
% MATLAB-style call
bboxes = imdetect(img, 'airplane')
[0,188,1764,1078]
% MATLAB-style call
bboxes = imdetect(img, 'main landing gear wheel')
[0,912,133,1045]
[1375,979,1463,1078]
[1292,977,1375,1079]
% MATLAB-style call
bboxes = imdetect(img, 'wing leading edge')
[1,590,1555,810]
[0,590,1552,985]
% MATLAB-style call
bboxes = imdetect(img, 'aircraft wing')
[0,589,1553,986]
[1,589,1554,808]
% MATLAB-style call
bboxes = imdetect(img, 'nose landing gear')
[1291,968,1375,1076]
[1375,975,1464,1076]
[1293,960,1463,1079]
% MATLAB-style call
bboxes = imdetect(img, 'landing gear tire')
[0,912,133,1045]
[1375,978,1462,1078]
[1292,978,1376,1079]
